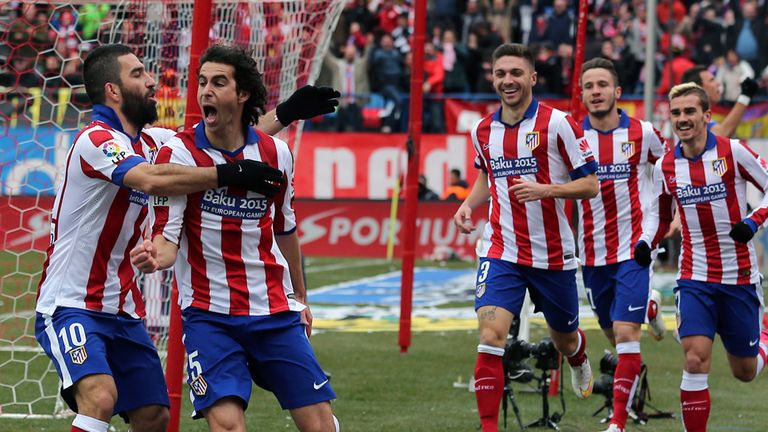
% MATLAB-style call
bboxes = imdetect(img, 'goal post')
[0,0,345,424]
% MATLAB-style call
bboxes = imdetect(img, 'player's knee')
[129,406,169,432]
[683,352,708,373]
[74,382,117,418]
[731,364,757,382]
[478,326,506,347]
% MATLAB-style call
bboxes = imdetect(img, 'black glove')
[275,85,340,126]
[216,160,285,197]
[740,77,759,99]
[729,221,755,243]
[634,241,652,267]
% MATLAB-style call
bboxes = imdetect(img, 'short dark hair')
[669,82,710,111]
[491,43,535,70]
[681,65,708,86]
[83,44,134,104]
[581,57,620,87]
[450,168,462,177]
[199,45,267,129]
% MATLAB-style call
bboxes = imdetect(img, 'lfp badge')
[712,157,728,177]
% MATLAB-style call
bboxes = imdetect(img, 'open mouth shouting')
[202,104,219,125]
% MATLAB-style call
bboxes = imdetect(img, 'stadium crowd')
[2,0,768,133]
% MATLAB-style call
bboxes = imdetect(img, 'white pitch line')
[304,258,390,274]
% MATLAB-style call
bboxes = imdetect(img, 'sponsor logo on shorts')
[313,379,329,390]
[750,339,759,347]
[476,283,486,298]
[69,346,87,365]
[567,316,578,326]
[627,305,644,312]
[190,375,208,396]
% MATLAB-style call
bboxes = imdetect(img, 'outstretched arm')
[256,85,341,135]
[508,173,598,202]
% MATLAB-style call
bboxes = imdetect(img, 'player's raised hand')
[130,239,159,273]
[216,159,285,197]
[453,204,475,234]
[509,178,551,202]
[276,85,341,126]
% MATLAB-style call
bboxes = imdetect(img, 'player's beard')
[588,97,616,119]
[121,86,158,130]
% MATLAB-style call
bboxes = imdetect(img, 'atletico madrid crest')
[191,375,208,396]
[620,141,635,159]
[69,346,87,365]
[525,132,539,151]
[712,157,728,177]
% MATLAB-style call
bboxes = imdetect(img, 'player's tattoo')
[479,307,497,321]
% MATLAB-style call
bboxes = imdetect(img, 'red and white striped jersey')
[151,123,304,316]
[36,104,175,318]
[641,132,768,285]
[471,99,598,270]
[578,110,667,266]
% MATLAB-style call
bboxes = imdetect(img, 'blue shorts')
[35,307,169,419]
[181,308,335,416]
[582,260,651,329]
[674,279,763,357]
[474,258,579,333]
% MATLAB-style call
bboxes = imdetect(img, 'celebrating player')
[680,65,759,137]
[636,83,768,431]
[453,43,598,432]
[576,58,668,432]
[131,45,338,432]
[34,43,339,432]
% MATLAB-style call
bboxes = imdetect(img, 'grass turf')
[1,253,767,431]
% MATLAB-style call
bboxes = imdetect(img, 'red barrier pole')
[569,0,589,123]
[165,1,212,430]
[398,0,427,353]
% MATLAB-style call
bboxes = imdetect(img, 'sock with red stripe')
[610,341,642,428]
[474,344,505,432]
[647,297,658,320]
[71,414,109,432]
[756,322,768,379]
[680,371,710,432]
[566,328,587,367]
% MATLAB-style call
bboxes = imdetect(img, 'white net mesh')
[0,0,344,418]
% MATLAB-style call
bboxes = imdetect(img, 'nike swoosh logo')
[750,339,759,347]
[313,379,329,390]
[567,317,578,326]
[682,400,707,406]
[238,165,243,172]
[628,305,644,312]
[474,377,495,384]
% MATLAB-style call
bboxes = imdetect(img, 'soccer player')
[636,83,768,431]
[576,58,668,432]
[680,66,759,137]
[131,45,338,432]
[452,43,598,432]
[34,44,338,432]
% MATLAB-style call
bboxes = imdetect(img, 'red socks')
[71,427,88,432]
[566,327,587,367]
[474,345,505,432]
[680,372,710,432]
[610,342,642,428]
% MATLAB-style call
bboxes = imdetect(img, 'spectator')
[716,49,755,103]
[656,34,695,96]
[692,4,726,66]
[443,168,469,200]
[545,0,575,48]
[441,29,470,93]
[391,12,411,55]
[419,175,440,201]
[486,0,512,43]
[726,0,766,74]
[423,41,445,133]
[322,43,370,132]
[370,33,404,132]
[343,0,377,33]
[347,21,369,54]
[376,0,401,34]
[460,0,485,46]
[430,0,462,35]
